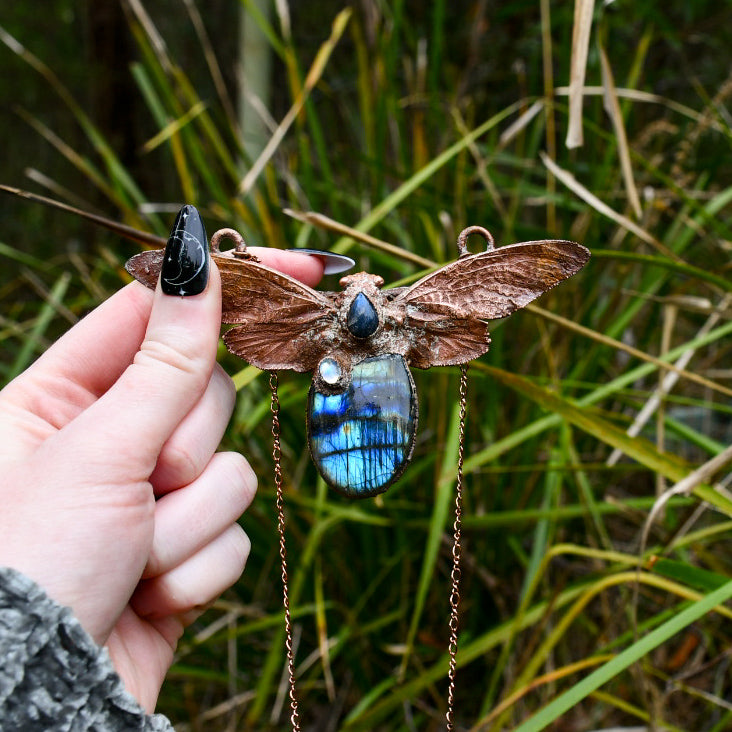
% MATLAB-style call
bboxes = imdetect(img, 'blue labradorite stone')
[307,354,417,498]
[346,292,379,338]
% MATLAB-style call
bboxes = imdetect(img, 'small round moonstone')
[319,357,342,385]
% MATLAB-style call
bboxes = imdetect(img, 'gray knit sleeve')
[0,567,175,731]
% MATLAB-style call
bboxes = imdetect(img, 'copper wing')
[216,254,339,371]
[125,249,339,372]
[393,240,590,368]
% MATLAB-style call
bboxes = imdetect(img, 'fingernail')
[161,205,210,296]
[285,248,355,275]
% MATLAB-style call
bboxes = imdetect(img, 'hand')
[0,245,323,711]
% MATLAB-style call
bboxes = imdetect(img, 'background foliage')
[1,1,731,730]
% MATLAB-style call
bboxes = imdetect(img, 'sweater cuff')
[0,566,173,731]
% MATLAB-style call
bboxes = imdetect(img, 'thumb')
[59,205,222,478]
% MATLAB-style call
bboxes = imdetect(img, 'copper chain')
[446,364,468,731]
[271,366,468,730]
[269,372,301,732]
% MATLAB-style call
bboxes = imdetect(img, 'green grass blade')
[400,379,463,677]
[464,320,732,474]
[513,579,732,732]
[650,558,731,593]
[331,100,530,253]
[7,271,70,380]
[482,364,732,516]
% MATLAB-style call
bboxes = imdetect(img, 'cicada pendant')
[126,223,590,499]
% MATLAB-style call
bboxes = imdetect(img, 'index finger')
[248,247,325,287]
[0,282,154,428]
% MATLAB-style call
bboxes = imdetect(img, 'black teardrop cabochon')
[346,292,379,338]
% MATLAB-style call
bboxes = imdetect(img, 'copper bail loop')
[456,225,495,258]
[210,227,254,258]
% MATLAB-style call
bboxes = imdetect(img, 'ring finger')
[144,451,256,578]
[132,523,251,620]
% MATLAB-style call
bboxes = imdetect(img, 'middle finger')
[149,362,236,494]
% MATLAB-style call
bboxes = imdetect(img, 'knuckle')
[135,336,207,381]
[218,452,258,509]
[161,440,200,486]
[212,364,237,408]
[222,524,251,575]
[166,575,199,611]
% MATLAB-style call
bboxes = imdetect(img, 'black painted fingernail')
[285,248,355,275]
[161,205,210,296]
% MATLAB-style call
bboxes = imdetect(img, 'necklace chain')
[270,372,301,732]
[269,366,468,729]
[446,363,468,730]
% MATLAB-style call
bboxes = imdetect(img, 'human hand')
[0,207,324,711]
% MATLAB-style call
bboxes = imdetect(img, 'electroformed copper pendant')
[127,221,589,730]
[127,225,590,498]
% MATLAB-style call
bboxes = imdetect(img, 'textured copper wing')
[126,250,164,289]
[396,309,490,369]
[394,240,590,367]
[396,240,589,317]
[215,255,338,370]
[126,249,339,371]
[214,253,332,323]
[223,317,336,372]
